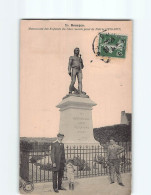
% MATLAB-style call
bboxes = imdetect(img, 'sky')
[20,20,132,137]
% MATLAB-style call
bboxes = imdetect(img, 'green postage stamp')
[98,33,127,58]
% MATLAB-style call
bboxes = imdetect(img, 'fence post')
[20,150,30,181]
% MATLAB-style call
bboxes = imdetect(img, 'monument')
[57,48,98,144]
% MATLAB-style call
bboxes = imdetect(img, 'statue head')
[74,47,80,55]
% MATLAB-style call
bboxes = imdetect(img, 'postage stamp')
[98,33,127,58]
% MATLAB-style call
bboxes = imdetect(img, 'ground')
[20,173,131,195]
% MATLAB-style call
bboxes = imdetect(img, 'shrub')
[93,124,131,144]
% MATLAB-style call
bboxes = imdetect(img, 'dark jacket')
[51,140,66,171]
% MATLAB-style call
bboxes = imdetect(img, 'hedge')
[93,124,131,144]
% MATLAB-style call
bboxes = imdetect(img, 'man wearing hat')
[51,133,66,193]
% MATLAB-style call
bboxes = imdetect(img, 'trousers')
[69,68,82,93]
[52,169,64,190]
[108,159,122,183]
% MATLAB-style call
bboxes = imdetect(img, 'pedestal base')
[57,96,97,144]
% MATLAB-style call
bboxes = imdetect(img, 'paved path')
[20,173,131,195]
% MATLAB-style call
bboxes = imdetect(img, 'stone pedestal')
[56,96,98,144]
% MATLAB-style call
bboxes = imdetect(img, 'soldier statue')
[68,48,86,95]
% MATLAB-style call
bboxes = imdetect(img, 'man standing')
[106,138,125,186]
[68,47,85,95]
[51,133,66,193]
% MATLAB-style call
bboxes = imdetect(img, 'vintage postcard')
[20,20,132,194]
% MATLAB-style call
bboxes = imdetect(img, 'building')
[121,111,132,126]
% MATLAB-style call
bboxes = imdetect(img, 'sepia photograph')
[19,20,132,194]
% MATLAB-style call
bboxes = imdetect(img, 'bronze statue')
[68,48,86,95]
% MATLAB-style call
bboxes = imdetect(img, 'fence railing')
[20,142,131,183]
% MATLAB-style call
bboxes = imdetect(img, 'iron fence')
[20,142,131,183]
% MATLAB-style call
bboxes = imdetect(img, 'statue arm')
[80,58,84,69]
[68,57,72,75]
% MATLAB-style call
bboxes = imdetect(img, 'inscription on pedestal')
[57,96,97,143]
[73,112,90,133]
